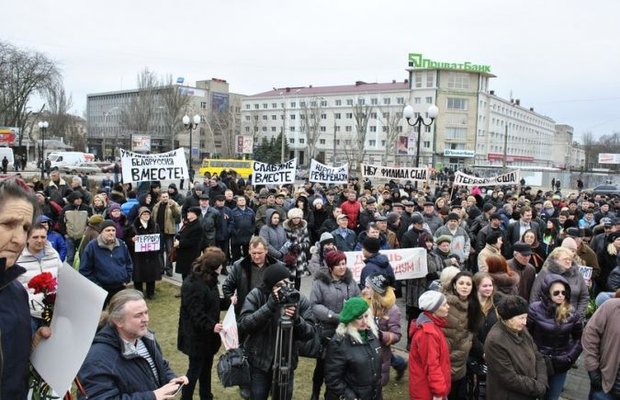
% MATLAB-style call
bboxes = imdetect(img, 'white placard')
[361,163,429,182]
[120,148,190,183]
[135,234,161,252]
[309,159,348,184]
[345,248,428,282]
[453,170,520,187]
[30,266,107,395]
[253,158,296,185]
[219,304,239,350]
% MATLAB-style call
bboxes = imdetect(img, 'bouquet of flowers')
[27,272,61,400]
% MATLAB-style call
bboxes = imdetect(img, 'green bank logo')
[408,53,491,73]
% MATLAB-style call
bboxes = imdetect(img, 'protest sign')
[309,159,348,184]
[120,148,189,183]
[361,163,428,182]
[135,234,161,252]
[31,266,107,395]
[345,248,428,283]
[253,158,296,185]
[453,170,520,187]
[578,265,593,281]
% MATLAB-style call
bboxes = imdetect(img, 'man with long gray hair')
[78,289,187,399]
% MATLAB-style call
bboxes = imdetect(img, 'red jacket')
[409,312,451,400]
[340,200,361,231]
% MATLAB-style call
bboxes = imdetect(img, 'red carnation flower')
[28,272,57,295]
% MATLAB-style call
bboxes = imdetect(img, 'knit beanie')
[365,273,388,295]
[339,297,369,324]
[436,235,452,245]
[287,207,304,219]
[319,232,335,245]
[263,264,291,289]
[362,237,381,254]
[496,295,529,321]
[418,291,446,313]
[439,266,461,291]
[88,214,104,226]
[99,220,116,231]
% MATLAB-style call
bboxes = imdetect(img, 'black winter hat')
[362,237,381,254]
[496,295,529,321]
[263,264,292,289]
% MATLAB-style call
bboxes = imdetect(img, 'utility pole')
[502,122,508,172]
[332,117,337,165]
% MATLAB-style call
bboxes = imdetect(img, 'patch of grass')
[147,281,410,399]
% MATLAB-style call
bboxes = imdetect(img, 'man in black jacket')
[238,264,314,400]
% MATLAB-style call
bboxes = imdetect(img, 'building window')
[290,127,295,132]
[299,138,305,144]
[371,98,378,105]
[262,127,267,132]
[245,104,250,110]
[345,126,352,132]
[423,141,430,148]
[425,97,433,104]
[447,98,468,110]
[245,116,251,121]
[381,140,386,146]
[310,101,317,107]
[321,113,327,119]
[200,102,207,109]
[345,140,352,145]
[335,113,341,119]
[289,138,294,144]
[271,127,277,132]
[254,104,259,109]
[335,126,341,132]
[424,125,431,133]
[445,127,467,140]
[426,73,434,87]
[272,115,277,120]
[383,98,391,105]
[414,97,421,104]
[370,126,377,132]
[290,114,296,120]
[358,98,365,105]
[320,126,326,132]
[370,112,377,119]
[300,101,306,107]
[415,73,422,88]
[382,126,388,133]
[335,99,342,106]
[245,127,250,132]
[346,113,353,119]
[320,100,327,106]
[336,139,341,145]
[271,103,277,108]
[397,126,403,133]
[262,103,268,109]
[447,72,469,89]
[382,112,390,118]
[290,102,296,108]
[369,140,376,146]
[319,139,326,145]
[262,115,268,120]
[346,99,353,105]
[396,97,405,105]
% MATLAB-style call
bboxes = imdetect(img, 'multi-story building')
[242,53,582,171]
[86,78,242,161]
[553,124,585,169]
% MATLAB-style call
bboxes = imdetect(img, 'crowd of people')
[1,168,620,399]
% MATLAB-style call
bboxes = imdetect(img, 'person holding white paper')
[78,289,187,399]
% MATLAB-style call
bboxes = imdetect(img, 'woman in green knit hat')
[323,296,383,400]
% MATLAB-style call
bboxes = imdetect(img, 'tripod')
[272,312,295,400]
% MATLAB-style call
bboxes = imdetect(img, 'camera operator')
[238,264,315,400]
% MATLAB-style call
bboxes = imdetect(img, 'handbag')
[167,246,177,264]
[217,347,251,387]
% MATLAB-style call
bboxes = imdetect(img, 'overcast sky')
[4,0,620,140]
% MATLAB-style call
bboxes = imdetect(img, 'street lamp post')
[183,114,201,174]
[38,121,48,180]
[403,104,439,186]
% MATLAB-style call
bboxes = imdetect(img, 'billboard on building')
[598,153,620,164]
[0,127,18,145]
[236,135,253,154]
[212,93,229,113]
[131,135,151,152]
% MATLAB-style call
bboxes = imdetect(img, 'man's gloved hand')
[267,292,280,311]
[588,369,603,391]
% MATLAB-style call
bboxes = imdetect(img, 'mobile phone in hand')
[171,383,184,397]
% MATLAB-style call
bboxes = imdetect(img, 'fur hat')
[365,273,388,295]
[496,295,529,321]
[439,266,461,291]
[436,235,452,245]
[263,264,291,289]
[339,297,369,324]
[362,237,381,254]
[418,291,446,313]
[287,207,304,219]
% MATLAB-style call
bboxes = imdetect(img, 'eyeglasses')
[552,290,566,296]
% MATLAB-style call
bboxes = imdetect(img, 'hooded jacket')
[77,324,177,399]
[259,209,287,260]
[527,274,583,374]
[529,257,589,317]
[359,253,395,290]
[409,312,451,400]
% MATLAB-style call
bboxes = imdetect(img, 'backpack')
[65,209,89,240]
[216,347,250,387]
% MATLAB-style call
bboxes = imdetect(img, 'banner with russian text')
[253,158,296,185]
[453,170,520,187]
[345,248,428,283]
[120,148,189,183]
[309,159,348,184]
[361,163,429,182]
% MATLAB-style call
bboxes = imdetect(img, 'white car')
[60,162,102,175]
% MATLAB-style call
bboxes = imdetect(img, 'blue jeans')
[250,365,294,400]
[65,237,79,266]
[545,371,567,400]
[589,389,616,400]
[183,354,215,400]
[596,292,615,307]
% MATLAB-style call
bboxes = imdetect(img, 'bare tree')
[299,97,323,161]
[45,80,73,142]
[345,103,373,173]
[0,40,60,146]
[378,107,402,165]
[160,75,191,150]
[580,131,595,170]
[119,67,158,134]
[206,107,238,158]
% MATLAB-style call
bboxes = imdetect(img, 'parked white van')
[0,147,14,167]
[48,152,86,169]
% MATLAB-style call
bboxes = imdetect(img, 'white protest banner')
[30,266,107,395]
[361,163,429,182]
[345,248,428,283]
[253,158,296,185]
[120,148,189,183]
[135,234,161,252]
[453,170,520,187]
[309,159,348,184]
[219,304,240,350]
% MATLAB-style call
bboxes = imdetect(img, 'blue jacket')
[79,237,133,287]
[360,253,395,289]
[47,229,67,261]
[230,206,255,244]
[214,205,233,240]
[121,198,140,221]
[78,324,177,399]
[0,262,32,400]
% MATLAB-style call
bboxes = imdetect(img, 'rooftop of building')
[248,80,411,98]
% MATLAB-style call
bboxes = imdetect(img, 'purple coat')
[377,302,402,385]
